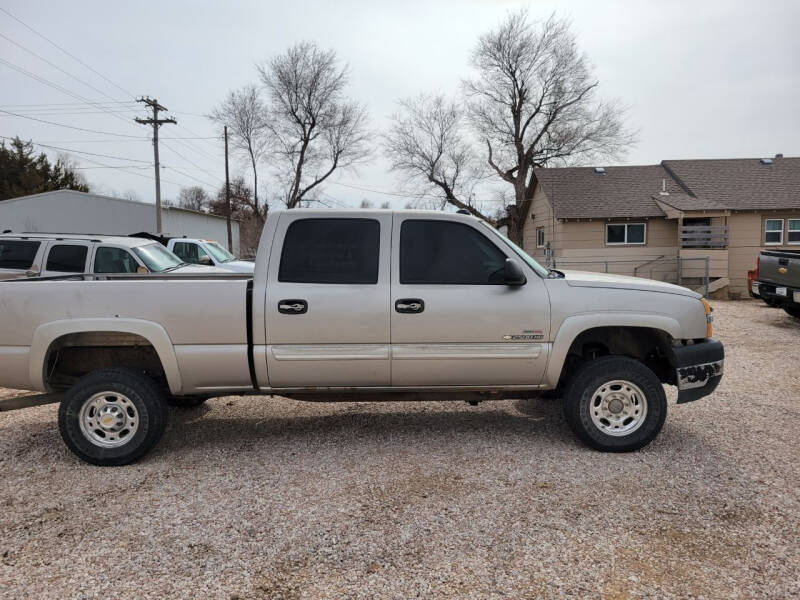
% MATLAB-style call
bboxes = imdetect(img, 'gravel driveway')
[0,300,798,599]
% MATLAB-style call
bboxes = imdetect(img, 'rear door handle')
[395,298,424,314]
[278,299,308,314]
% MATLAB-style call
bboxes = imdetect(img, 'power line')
[163,166,219,189]
[0,134,150,163]
[328,179,437,200]
[161,141,223,184]
[0,31,132,104]
[0,57,142,130]
[0,109,148,138]
[0,6,136,99]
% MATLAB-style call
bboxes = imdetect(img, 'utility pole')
[224,125,232,251]
[135,97,176,233]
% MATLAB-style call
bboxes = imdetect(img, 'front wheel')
[58,367,168,466]
[563,356,667,452]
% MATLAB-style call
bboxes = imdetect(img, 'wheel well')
[44,331,167,392]
[558,326,675,388]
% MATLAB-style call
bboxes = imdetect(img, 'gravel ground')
[0,299,798,599]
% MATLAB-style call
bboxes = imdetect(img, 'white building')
[0,190,240,252]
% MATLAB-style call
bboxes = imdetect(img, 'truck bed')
[0,274,254,393]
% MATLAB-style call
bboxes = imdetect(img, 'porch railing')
[680,225,728,248]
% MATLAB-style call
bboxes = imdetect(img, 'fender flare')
[30,318,182,394]
[543,313,681,388]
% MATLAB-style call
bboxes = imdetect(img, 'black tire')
[167,395,208,408]
[58,367,168,466]
[784,305,800,319]
[764,298,781,307]
[563,356,667,452]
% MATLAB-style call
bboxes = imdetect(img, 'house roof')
[652,193,728,211]
[533,165,683,219]
[533,155,800,219]
[662,157,800,211]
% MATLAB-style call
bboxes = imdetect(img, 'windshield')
[479,221,550,277]
[204,241,236,263]
[132,243,184,272]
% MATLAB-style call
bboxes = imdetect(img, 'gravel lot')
[0,299,798,599]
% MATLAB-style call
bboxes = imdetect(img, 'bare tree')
[210,85,269,222]
[379,201,390,209]
[176,186,210,212]
[359,199,374,208]
[384,94,489,220]
[257,42,370,209]
[464,11,633,242]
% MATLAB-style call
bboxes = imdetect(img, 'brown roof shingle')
[533,155,800,219]
[533,165,682,219]
[662,157,800,211]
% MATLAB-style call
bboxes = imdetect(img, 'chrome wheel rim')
[78,392,139,448]
[589,380,648,437]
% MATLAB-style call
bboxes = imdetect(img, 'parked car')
[0,210,723,465]
[753,249,800,318]
[131,233,254,273]
[0,233,232,279]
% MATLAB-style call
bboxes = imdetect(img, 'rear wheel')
[563,356,667,452]
[58,367,168,466]
[784,305,800,319]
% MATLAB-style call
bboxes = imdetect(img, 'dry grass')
[0,300,798,599]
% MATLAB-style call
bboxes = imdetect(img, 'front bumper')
[671,338,724,404]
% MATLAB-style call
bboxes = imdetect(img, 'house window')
[536,227,545,248]
[606,223,646,245]
[788,219,800,244]
[764,219,783,245]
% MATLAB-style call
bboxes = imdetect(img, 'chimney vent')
[659,178,669,196]
[760,158,774,165]
[594,167,606,175]
[775,153,784,158]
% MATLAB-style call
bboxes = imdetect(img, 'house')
[522,155,800,296]
[0,190,240,253]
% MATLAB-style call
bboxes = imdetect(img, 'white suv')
[0,233,232,279]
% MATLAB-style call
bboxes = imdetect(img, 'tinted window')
[279,219,380,284]
[94,246,140,273]
[400,220,507,284]
[46,245,88,273]
[0,240,40,269]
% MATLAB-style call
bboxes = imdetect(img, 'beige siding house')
[522,156,800,296]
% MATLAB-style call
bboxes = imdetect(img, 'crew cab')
[0,233,232,279]
[0,210,724,465]
[754,249,800,318]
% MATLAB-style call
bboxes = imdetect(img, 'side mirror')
[136,266,148,274]
[25,265,40,277]
[503,258,527,286]
[199,256,213,266]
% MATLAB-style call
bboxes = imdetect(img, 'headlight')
[700,298,713,337]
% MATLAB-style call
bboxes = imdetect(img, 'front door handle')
[395,298,424,314]
[278,299,308,314]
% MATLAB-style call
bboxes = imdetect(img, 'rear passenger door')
[263,213,392,388]
[41,242,90,276]
[390,216,551,387]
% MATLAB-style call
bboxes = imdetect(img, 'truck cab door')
[263,212,392,388]
[389,216,551,387]
[41,241,90,277]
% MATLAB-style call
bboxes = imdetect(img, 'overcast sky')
[2,0,799,210]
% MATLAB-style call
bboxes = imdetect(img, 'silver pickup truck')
[0,210,724,465]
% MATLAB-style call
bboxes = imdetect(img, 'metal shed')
[0,190,240,252]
